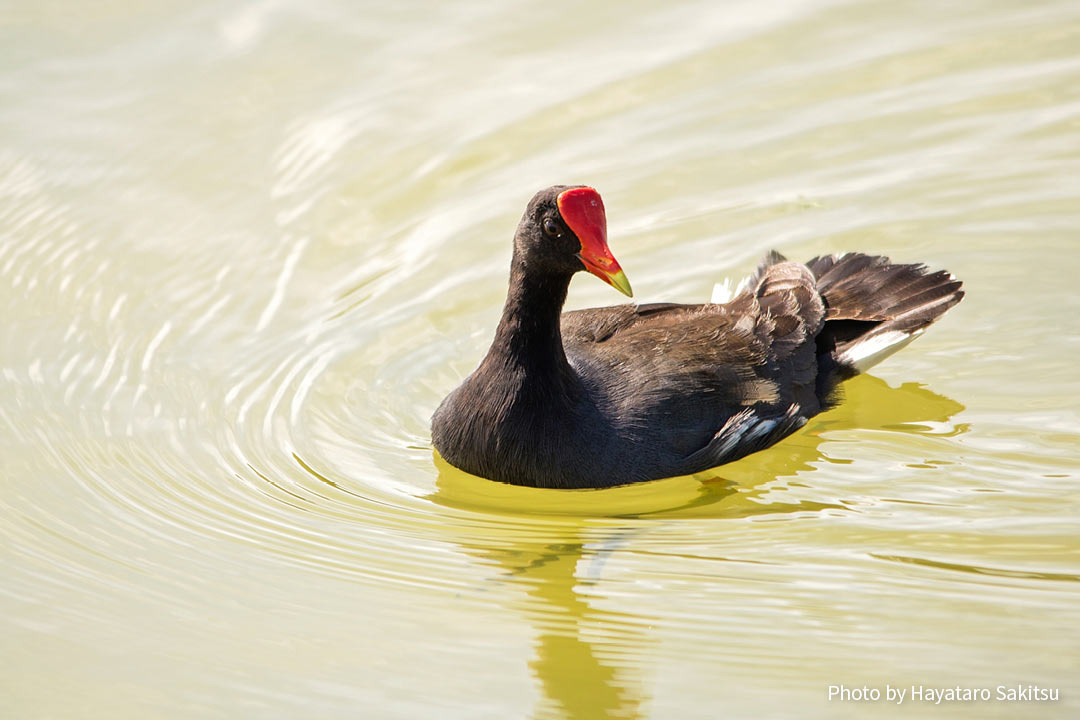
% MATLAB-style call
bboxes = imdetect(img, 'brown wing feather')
[560,256,832,468]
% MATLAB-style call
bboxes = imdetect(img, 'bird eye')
[542,217,561,238]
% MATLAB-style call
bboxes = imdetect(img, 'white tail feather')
[711,273,755,304]
[837,329,923,373]
[710,279,733,304]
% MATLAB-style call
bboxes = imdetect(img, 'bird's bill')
[556,186,634,298]
[582,262,633,297]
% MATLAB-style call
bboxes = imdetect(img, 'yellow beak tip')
[610,270,633,298]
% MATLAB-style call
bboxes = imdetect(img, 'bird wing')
[560,254,829,470]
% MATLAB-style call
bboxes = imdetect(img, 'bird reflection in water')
[430,374,965,719]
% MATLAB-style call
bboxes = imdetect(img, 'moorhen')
[432,186,964,489]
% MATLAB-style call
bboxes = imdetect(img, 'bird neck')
[487,251,574,380]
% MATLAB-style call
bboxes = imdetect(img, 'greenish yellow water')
[3,1,1079,718]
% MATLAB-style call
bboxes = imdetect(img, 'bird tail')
[807,253,964,374]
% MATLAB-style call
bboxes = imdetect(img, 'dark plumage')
[431,186,964,488]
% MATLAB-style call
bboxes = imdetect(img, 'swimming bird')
[431,185,963,488]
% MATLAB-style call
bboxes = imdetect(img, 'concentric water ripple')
[4,0,1080,717]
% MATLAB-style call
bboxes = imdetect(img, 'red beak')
[556,187,633,297]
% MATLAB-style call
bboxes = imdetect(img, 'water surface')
[3,0,1080,717]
